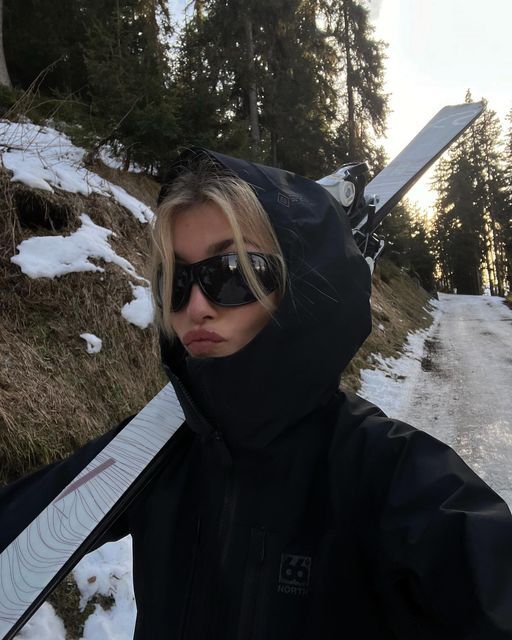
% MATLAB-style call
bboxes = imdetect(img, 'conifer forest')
[1,0,511,295]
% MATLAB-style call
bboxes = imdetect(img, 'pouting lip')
[183,329,226,346]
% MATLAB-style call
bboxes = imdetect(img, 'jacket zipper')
[211,433,237,639]
[237,528,266,640]
[179,516,201,640]
[169,373,215,435]
[217,434,237,568]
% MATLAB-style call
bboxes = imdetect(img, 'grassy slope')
[341,259,434,392]
[0,165,165,485]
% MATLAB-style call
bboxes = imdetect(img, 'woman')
[2,148,512,639]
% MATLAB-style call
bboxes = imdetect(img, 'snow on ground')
[14,603,66,640]
[361,293,512,511]
[74,538,136,640]
[14,539,135,640]
[11,214,147,282]
[360,298,441,420]
[98,146,144,175]
[80,333,103,354]
[121,284,155,329]
[1,120,155,331]
[0,120,153,223]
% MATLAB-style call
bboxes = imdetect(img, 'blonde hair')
[151,162,287,338]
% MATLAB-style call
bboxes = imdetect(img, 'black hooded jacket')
[2,150,512,639]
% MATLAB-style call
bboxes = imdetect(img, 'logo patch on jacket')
[277,554,311,596]
[277,192,290,207]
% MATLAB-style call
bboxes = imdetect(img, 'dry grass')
[0,168,165,485]
[87,158,160,209]
[341,259,434,392]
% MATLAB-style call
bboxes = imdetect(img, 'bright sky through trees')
[167,0,511,212]
[370,0,512,212]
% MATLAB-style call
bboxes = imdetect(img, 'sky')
[369,0,512,211]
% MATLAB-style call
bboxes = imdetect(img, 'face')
[169,201,277,358]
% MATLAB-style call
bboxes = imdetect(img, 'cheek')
[169,311,184,338]
[235,303,273,340]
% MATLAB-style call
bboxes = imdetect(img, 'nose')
[185,284,217,322]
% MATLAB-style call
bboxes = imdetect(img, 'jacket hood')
[159,148,372,450]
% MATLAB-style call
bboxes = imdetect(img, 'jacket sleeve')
[356,409,512,639]
[0,415,134,555]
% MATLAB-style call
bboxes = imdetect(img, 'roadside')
[360,293,512,511]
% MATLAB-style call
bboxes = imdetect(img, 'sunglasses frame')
[156,252,279,312]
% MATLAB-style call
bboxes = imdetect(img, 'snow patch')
[14,602,65,640]
[11,213,147,282]
[98,146,144,174]
[0,120,154,223]
[10,170,54,192]
[121,284,155,329]
[360,323,437,419]
[80,333,103,354]
[73,537,136,640]
[361,299,441,419]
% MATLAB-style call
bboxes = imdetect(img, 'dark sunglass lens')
[200,254,256,305]
[251,254,279,292]
[171,265,191,311]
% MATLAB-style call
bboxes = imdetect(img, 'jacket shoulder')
[329,390,512,637]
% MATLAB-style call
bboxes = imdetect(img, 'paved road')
[399,293,512,508]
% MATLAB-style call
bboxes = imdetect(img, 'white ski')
[363,101,485,230]
[318,102,485,236]
[0,382,184,640]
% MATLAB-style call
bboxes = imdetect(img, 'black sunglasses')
[156,252,279,312]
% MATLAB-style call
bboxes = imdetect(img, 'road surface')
[361,293,512,509]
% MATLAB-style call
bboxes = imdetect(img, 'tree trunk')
[270,130,278,166]
[342,2,355,159]
[489,211,505,297]
[244,16,260,154]
[0,0,12,87]
[484,242,495,296]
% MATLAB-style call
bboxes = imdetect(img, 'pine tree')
[83,0,179,170]
[321,0,389,172]
[381,200,436,291]
[432,93,510,295]
[171,1,237,155]
[3,0,88,94]
[502,108,512,292]
[173,0,387,178]
[0,0,11,87]
[432,129,483,295]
